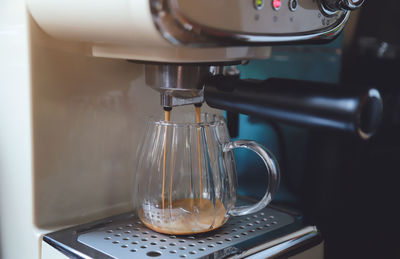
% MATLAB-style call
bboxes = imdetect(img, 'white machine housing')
[27,0,349,62]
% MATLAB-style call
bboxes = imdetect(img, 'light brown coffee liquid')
[195,105,203,198]
[139,198,227,235]
[161,109,170,210]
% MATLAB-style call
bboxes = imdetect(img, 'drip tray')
[79,208,291,258]
[43,203,321,259]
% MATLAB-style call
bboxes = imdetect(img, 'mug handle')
[224,140,280,217]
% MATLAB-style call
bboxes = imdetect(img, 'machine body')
[26,0,357,108]
[1,0,366,258]
[27,0,351,61]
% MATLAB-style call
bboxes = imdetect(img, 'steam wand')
[204,75,383,140]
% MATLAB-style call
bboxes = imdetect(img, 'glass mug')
[132,113,279,235]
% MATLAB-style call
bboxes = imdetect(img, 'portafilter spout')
[144,63,215,108]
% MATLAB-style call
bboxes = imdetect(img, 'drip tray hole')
[146,251,162,257]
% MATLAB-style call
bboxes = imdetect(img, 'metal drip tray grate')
[76,207,294,259]
[43,201,321,259]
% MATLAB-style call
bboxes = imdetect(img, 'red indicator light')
[272,0,281,10]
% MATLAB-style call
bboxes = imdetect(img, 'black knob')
[322,0,365,12]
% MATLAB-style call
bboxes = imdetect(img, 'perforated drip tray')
[79,209,290,258]
[43,201,321,259]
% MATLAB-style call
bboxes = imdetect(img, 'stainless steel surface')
[43,202,321,259]
[145,64,212,107]
[160,95,204,108]
[230,226,320,259]
[341,0,365,10]
[78,208,293,258]
[322,0,365,12]
[150,0,350,46]
[288,0,298,12]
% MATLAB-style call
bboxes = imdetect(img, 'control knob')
[322,0,365,12]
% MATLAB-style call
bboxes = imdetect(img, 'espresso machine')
[0,0,382,258]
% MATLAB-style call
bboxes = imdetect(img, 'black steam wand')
[204,75,383,140]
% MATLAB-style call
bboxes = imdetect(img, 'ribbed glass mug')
[132,113,279,235]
